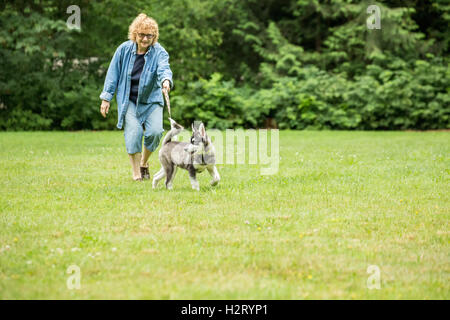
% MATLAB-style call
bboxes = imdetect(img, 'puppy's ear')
[199,123,206,137]
[204,134,210,146]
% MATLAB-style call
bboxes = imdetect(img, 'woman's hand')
[100,100,110,118]
[162,80,171,93]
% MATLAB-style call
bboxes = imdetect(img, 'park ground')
[0,130,448,299]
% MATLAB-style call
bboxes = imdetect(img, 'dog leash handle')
[162,88,172,119]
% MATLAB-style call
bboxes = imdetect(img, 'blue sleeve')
[100,45,122,101]
[157,50,174,89]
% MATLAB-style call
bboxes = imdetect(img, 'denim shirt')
[99,40,173,129]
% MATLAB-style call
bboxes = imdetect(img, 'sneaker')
[140,166,150,180]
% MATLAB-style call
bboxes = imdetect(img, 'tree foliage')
[0,0,448,130]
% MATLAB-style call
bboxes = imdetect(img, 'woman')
[99,13,173,181]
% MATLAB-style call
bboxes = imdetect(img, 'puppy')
[152,119,220,191]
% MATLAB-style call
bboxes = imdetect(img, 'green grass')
[0,130,448,299]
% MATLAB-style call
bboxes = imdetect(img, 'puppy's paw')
[210,179,219,186]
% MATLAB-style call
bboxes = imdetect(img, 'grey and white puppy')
[152,118,220,191]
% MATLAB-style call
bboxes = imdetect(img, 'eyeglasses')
[137,33,155,39]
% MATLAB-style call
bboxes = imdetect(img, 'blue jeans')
[123,100,164,154]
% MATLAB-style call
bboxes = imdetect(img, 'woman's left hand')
[162,80,171,93]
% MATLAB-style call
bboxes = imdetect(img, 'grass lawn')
[0,130,448,299]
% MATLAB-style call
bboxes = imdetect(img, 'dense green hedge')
[173,57,449,130]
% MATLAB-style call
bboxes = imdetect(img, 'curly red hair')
[128,13,159,46]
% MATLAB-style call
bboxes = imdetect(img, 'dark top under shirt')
[129,54,145,104]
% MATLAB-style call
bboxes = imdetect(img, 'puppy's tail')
[162,118,184,145]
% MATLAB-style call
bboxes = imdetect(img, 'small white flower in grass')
[56,248,64,255]
[244,220,250,224]
[5,245,10,250]
[111,247,117,252]
[26,260,32,265]
[71,248,80,252]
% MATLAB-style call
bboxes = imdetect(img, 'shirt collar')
[132,42,154,56]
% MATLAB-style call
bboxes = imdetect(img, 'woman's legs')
[140,147,152,168]
[124,101,144,180]
[141,105,164,167]
[129,153,142,180]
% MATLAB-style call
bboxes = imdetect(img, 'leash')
[162,88,172,120]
